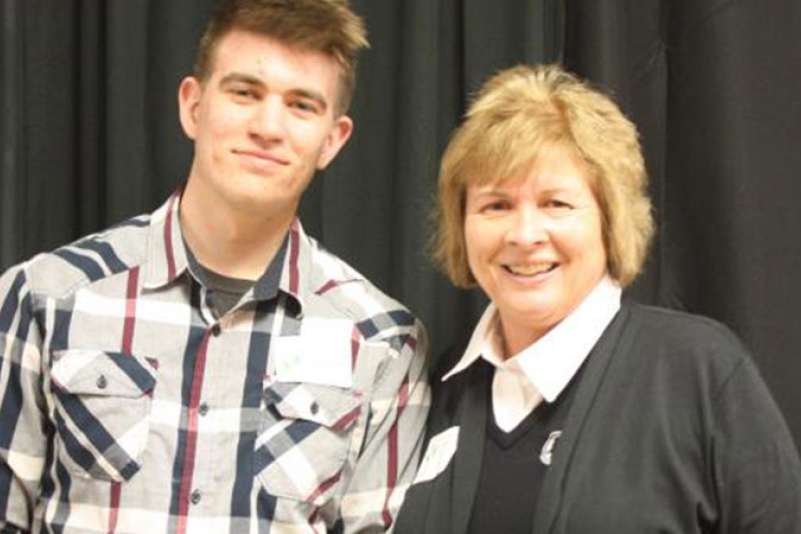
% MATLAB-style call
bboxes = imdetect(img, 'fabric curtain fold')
[1,0,798,446]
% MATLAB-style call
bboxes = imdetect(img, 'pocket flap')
[51,349,157,398]
[264,381,362,430]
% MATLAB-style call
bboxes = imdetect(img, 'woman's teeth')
[504,263,556,276]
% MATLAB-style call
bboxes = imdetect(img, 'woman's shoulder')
[624,301,749,357]
[617,302,759,394]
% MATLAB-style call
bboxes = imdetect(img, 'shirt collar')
[270,218,309,311]
[142,193,314,312]
[143,191,188,289]
[442,276,621,402]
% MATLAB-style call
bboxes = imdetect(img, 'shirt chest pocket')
[255,381,363,505]
[50,349,157,482]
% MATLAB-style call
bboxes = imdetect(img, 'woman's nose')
[505,205,547,247]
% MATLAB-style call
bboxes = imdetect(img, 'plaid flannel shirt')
[0,193,430,533]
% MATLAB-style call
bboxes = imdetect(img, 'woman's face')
[464,146,608,355]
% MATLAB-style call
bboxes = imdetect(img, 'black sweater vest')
[466,363,584,534]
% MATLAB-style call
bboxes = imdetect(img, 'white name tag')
[272,319,353,388]
[413,426,460,484]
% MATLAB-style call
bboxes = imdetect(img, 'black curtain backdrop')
[1,0,799,447]
[563,0,801,449]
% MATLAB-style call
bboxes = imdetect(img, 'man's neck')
[179,182,294,281]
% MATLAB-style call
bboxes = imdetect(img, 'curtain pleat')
[1,0,798,446]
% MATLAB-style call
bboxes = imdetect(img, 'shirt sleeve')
[712,355,801,533]
[0,266,47,532]
[337,320,431,533]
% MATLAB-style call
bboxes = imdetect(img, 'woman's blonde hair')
[434,64,653,287]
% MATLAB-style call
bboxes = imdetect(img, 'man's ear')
[316,115,354,170]
[178,76,203,140]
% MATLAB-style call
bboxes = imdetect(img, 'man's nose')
[249,96,286,140]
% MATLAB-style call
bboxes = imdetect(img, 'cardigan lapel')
[531,305,633,534]
[450,360,493,534]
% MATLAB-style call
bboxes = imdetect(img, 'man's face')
[178,30,352,220]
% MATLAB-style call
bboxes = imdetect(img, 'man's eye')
[230,88,256,99]
[291,100,317,113]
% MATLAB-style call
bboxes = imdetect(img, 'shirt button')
[211,324,221,336]
[309,401,319,415]
[190,489,202,505]
[198,402,209,416]
[96,375,108,390]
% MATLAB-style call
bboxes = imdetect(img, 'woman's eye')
[544,199,572,209]
[482,200,510,212]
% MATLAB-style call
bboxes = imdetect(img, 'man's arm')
[0,266,47,533]
[338,320,430,533]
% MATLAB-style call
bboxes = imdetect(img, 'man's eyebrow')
[219,72,264,87]
[217,73,329,111]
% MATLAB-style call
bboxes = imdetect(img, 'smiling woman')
[394,64,801,534]
[463,145,607,354]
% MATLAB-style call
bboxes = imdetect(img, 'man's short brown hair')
[194,0,368,115]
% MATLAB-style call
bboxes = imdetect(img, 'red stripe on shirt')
[315,279,339,295]
[332,406,362,432]
[306,469,343,511]
[107,482,122,533]
[175,329,212,534]
[316,278,359,296]
[289,223,300,294]
[307,509,324,534]
[381,375,410,527]
[306,470,344,530]
[109,267,140,533]
[351,326,361,370]
[122,267,139,354]
[164,193,178,281]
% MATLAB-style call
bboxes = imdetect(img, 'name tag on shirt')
[272,319,353,388]
[413,426,460,484]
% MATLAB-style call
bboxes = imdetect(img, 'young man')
[0,1,429,532]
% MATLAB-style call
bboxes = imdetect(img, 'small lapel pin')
[539,430,562,466]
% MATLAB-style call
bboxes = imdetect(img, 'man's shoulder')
[6,213,152,300]
[304,240,421,342]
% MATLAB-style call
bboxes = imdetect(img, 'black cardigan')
[394,303,801,533]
